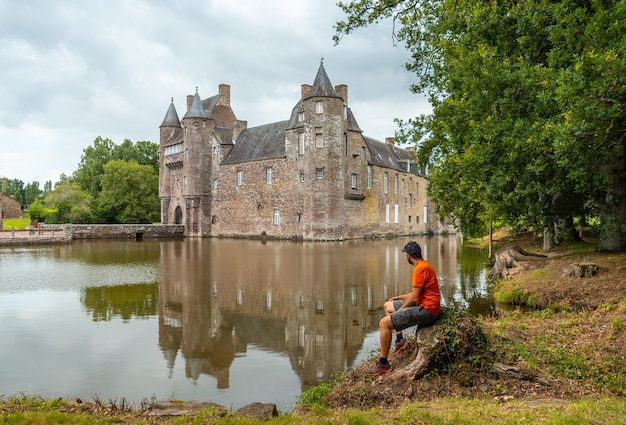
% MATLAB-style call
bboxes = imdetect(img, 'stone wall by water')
[0,224,185,245]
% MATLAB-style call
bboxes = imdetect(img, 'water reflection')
[155,237,492,393]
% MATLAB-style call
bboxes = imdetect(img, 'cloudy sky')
[0,0,431,186]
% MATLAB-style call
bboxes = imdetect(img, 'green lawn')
[2,215,31,230]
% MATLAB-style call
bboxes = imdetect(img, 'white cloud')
[0,0,431,185]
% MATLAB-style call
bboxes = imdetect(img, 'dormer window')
[298,110,304,122]
[315,101,324,114]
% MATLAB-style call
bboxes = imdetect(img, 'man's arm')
[399,285,423,309]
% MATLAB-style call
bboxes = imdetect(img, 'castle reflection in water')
[156,236,477,392]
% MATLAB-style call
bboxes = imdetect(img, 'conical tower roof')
[160,98,181,128]
[304,59,341,100]
[183,88,208,119]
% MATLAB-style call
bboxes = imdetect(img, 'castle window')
[298,132,304,155]
[300,172,305,182]
[394,204,399,223]
[298,110,304,122]
[344,134,348,155]
[315,101,324,114]
[351,173,357,189]
[361,146,366,158]
[316,168,324,180]
[383,172,388,193]
[237,170,243,186]
[367,166,372,189]
[266,167,273,184]
[401,179,405,194]
[416,182,419,196]
[273,209,280,225]
[409,193,413,208]
[343,104,347,119]
[315,127,323,148]
[394,174,399,194]
[213,179,218,190]
[164,142,182,156]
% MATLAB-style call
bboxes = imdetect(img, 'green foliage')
[43,181,93,224]
[335,0,626,250]
[297,372,347,410]
[0,176,25,205]
[96,159,160,223]
[436,304,490,368]
[74,136,159,200]
[297,382,334,409]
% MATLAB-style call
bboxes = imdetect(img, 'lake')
[0,236,492,412]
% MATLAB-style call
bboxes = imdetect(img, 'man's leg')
[366,314,395,375]
[384,300,406,350]
[379,315,394,359]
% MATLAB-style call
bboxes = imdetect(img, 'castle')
[159,61,452,240]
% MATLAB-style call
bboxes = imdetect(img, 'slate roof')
[183,89,208,119]
[201,94,221,119]
[214,127,234,145]
[160,99,181,128]
[221,121,289,165]
[163,128,184,147]
[364,136,417,174]
[303,60,341,100]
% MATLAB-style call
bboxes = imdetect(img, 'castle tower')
[299,60,349,239]
[159,98,182,226]
[159,89,213,236]
[180,89,213,236]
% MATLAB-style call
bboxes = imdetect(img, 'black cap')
[402,241,421,256]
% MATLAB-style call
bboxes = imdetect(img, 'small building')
[159,61,453,240]
[0,192,22,220]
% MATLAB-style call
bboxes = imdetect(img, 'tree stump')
[397,325,445,380]
[396,308,486,381]
[489,245,547,281]
[562,262,605,278]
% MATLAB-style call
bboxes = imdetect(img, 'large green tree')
[73,136,116,199]
[74,137,159,199]
[335,0,626,251]
[96,160,160,223]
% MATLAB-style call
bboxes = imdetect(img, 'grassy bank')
[2,393,625,424]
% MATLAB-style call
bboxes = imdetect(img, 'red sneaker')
[394,336,408,354]
[366,360,392,376]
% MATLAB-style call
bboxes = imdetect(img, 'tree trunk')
[396,325,446,380]
[489,245,547,281]
[597,148,626,252]
[543,226,553,252]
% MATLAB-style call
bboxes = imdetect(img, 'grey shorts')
[390,299,437,331]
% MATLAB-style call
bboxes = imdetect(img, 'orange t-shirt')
[412,259,440,316]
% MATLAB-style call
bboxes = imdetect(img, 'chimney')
[385,137,395,146]
[301,84,311,99]
[186,94,194,112]
[335,84,348,104]
[218,84,230,107]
